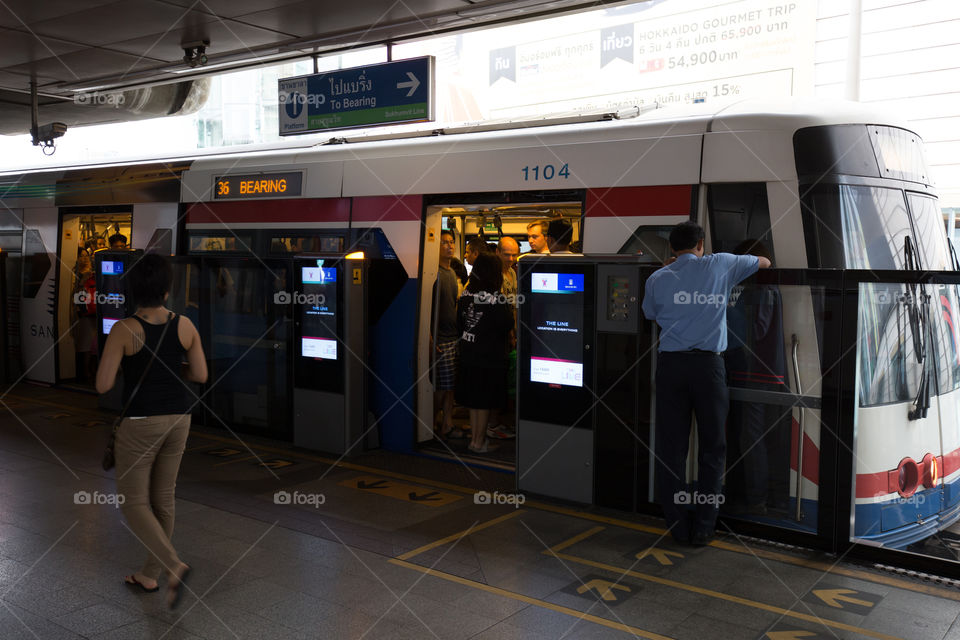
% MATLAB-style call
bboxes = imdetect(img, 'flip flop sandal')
[124,575,159,593]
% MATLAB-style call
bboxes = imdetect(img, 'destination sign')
[278,56,434,135]
[214,172,303,199]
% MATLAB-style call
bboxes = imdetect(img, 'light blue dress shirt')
[641,252,759,353]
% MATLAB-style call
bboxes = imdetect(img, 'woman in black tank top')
[96,254,208,608]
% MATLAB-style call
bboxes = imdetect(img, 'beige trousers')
[115,414,191,580]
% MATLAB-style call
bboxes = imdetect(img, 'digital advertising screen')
[102,317,120,335]
[300,265,338,360]
[529,272,585,387]
[100,260,123,275]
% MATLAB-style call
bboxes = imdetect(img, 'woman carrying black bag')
[96,253,207,609]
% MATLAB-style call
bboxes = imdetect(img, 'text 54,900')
[521,164,570,181]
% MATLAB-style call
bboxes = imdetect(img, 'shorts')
[432,337,458,391]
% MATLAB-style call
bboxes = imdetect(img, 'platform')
[1,384,959,640]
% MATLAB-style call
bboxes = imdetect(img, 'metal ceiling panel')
[160,0,305,20]
[5,48,166,82]
[107,18,296,60]
[236,0,471,39]
[28,0,215,47]
[0,0,115,30]
[0,28,85,67]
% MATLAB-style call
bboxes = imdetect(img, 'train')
[1,98,954,549]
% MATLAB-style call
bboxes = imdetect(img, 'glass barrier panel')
[205,261,290,437]
[721,282,825,533]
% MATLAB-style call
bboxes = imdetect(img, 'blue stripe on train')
[370,279,417,453]
[854,485,960,548]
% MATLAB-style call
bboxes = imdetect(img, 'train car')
[2,163,187,387]
[3,98,953,548]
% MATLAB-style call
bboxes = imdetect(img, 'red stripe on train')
[351,195,422,222]
[185,198,350,224]
[790,417,819,485]
[585,185,693,217]
[855,447,960,498]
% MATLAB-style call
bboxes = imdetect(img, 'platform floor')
[1,384,960,640]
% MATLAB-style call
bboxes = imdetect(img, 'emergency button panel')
[597,265,639,333]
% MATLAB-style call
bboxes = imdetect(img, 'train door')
[56,210,132,388]
[415,206,444,444]
[415,199,583,467]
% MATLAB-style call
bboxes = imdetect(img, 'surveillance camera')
[31,121,67,153]
[35,122,67,142]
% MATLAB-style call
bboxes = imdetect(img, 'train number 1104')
[521,163,570,181]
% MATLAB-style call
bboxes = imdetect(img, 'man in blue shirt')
[642,221,771,545]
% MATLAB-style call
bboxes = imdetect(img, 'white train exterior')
[4,99,954,547]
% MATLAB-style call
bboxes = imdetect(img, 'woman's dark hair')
[450,257,468,285]
[128,253,173,308]
[669,221,704,251]
[466,252,503,295]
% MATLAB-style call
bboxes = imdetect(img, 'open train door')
[414,206,445,443]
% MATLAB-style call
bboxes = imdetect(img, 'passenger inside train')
[61,214,132,389]
[419,207,582,467]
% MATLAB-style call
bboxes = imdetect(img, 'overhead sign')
[214,172,303,199]
[279,56,434,135]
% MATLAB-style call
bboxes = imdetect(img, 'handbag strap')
[112,312,176,431]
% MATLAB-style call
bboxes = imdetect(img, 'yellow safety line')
[553,552,902,640]
[389,558,674,640]
[526,500,666,535]
[213,455,259,467]
[525,500,960,603]
[547,526,605,554]
[396,511,524,561]
[14,395,957,604]
[707,539,960,603]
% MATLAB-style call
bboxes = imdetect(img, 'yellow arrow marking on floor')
[206,448,242,457]
[766,631,817,640]
[635,548,684,566]
[554,552,900,640]
[259,459,294,469]
[341,475,461,507]
[811,588,874,609]
[576,579,631,602]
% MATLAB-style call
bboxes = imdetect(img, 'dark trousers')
[654,352,728,540]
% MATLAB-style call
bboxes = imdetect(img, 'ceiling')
[0,0,635,135]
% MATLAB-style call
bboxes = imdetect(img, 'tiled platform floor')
[1,384,960,639]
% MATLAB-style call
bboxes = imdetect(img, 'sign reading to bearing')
[278,56,434,135]
[214,172,304,199]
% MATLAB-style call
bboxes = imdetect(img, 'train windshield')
[906,193,950,270]
[838,185,911,270]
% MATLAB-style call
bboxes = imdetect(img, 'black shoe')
[690,531,714,547]
[670,530,690,545]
